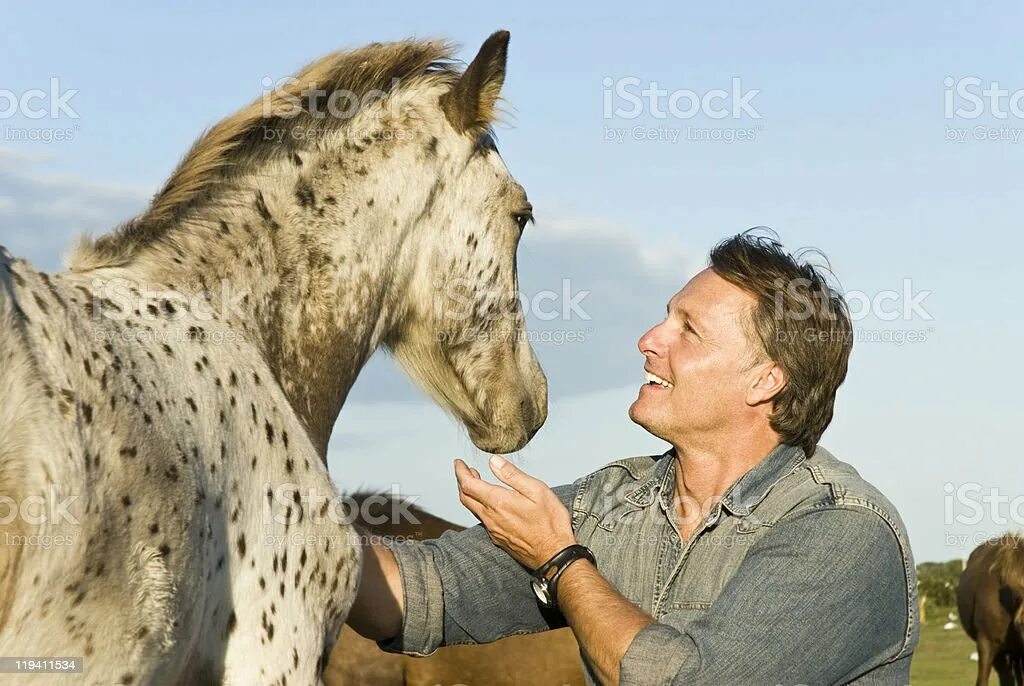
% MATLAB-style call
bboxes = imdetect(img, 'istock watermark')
[260,483,422,529]
[0,78,80,143]
[0,485,80,526]
[432,277,592,323]
[944,482,1024,527]
[603,76,762,120]
[943,75,1024,143]
[88,277,251,323]
[0,79,80,120]
[772,277,934,323]
[260,75,403,121]
[602,75,764,144]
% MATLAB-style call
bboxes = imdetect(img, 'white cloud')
[0,147,152,271]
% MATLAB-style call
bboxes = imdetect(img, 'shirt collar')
[622,443,806,518]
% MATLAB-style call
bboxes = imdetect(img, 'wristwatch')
[530,544,596,608]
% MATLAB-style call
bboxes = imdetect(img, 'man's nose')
[637,324,661,357]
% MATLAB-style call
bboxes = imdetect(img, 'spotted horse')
[0,31,546,685]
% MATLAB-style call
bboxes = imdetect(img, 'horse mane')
[990,532,1024,593]
[71,38,459,271]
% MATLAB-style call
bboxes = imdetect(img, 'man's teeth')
[644,371,674,389]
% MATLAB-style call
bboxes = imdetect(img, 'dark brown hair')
[710,229,853,456]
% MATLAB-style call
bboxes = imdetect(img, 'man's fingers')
[454,458,506,508]
[488,455,542,498]
[455,459,508,504]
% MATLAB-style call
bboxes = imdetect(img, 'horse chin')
[463,388,547,454]
[467,423,532,454]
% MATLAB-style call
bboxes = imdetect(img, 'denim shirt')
[381,444,919,685]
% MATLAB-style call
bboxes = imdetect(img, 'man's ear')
[440,30,509,134]
[746,361,786,407]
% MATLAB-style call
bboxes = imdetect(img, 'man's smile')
[643,370,674,389]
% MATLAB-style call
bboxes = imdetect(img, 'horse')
[958,534,1024,686]
[324,492,585,686]
[0,30,546,685]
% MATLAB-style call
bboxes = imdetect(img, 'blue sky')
[2,1,1022,562]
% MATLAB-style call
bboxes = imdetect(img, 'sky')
[2,1,1022,563]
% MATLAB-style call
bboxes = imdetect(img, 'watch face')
[531,578,553,606]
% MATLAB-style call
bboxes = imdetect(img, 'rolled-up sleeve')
[378,481,579,656]
[376,537,446,655]
[618,507,912,685]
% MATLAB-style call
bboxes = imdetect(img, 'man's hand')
[454,455,576,570]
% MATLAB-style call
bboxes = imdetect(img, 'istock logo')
[0,79,80,120]
[944,76,1024,120]
[602,76,762,120]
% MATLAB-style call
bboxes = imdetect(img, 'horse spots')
[121,495,132,507]
[237,534,247,558]
[295,180,316,209]
[265,421,275,444]
[158,543,171,558]
[32,291,49,314]
[425,136,438,157]
[185,397,198,412]
[366,198,374,207]
[119,446,138,459]
[229,371,238,386]
[253,372,261,386]
[226,610,237,635]
[255,192,273,222]
[162,344,174,357]
[165,465,180,482]
[149,522,159,535]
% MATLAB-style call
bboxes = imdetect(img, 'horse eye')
[513,209,533,232]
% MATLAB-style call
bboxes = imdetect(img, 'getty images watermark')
[602,76,763,144]
[944,75,1024,144]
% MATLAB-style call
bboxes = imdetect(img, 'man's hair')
[709,230,853,456]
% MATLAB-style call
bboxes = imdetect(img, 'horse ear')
[441,30,510,134]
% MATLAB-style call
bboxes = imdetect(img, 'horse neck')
[108,162,422,458]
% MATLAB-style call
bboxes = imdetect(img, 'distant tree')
[916,559,963,609]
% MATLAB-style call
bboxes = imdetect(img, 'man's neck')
[670,429,780,534]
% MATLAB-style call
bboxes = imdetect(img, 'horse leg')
[992,652,1017,686]
[977,637,997,686]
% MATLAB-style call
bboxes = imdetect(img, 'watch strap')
[533,544,596,607]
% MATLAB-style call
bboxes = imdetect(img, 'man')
[347,232,919,685]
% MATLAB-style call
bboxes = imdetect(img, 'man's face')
[628,268,762,444]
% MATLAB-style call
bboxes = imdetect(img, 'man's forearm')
[346,537,404,641]
[557,559,655,685]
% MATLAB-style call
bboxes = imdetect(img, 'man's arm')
[345,478,580,653]
[345,533,404,641]
[555,559,653,685]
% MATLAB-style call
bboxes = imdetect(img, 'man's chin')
[627,400,650,429]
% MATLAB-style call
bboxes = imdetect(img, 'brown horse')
[958,534,1024,686]
[324,493,586,686]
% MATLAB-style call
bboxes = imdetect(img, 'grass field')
[911,606,978,685]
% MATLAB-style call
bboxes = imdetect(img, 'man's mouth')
[644,371,674,389]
